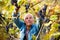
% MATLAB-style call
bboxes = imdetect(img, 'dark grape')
[38,10,45,20]
[11,0,20,9]
[8,23,13,28]
[38,4,48,20]
[25,4,30,12]
[42,4,47,11]
[6,23,13,33]
[6,26,9,33]
[11,0,17,5]
[42,4,47,15]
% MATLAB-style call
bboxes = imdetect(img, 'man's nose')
[28,18,30,21]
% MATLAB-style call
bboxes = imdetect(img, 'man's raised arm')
[12,7,24,29]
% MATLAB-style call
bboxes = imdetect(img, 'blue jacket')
[12,13,40,40]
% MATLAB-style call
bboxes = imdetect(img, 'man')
[12,6,40,40]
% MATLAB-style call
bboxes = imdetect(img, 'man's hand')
[11,0,20,14]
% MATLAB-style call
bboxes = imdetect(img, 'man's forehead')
[25,13,33,17]
[24,13,34,19]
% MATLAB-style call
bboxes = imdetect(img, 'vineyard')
[0,0,60,40]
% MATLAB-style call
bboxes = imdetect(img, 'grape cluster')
[42,4,47,15]
[25,4,30,12]
[6,23,13,33]
[11,0,20,9]
[11,0,17,5]
[38,4,47,20]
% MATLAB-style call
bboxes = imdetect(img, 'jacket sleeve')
[35,17,40,33]
[12,12,24,29]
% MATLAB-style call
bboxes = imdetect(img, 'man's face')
[24,14,34,26]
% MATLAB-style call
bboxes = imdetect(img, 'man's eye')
[26,18,28,19]
[30,17,32,19]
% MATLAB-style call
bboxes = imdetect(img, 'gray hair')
[24,13,34,20]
